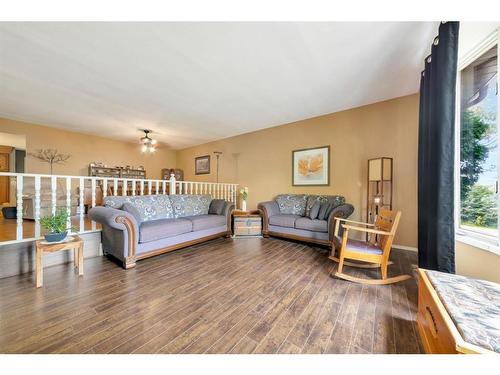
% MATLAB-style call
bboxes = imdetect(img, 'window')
[458,35,499,247]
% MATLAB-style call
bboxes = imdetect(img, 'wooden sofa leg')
[262,231,269,238]
[123,258,136,269]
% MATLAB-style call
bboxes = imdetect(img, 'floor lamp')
[366,157,393,238]
[214,151,222,183]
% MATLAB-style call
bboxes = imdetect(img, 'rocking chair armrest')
[341,224,391,236]
[334,217,375,226]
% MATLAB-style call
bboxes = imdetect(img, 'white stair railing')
[0,172,238,244]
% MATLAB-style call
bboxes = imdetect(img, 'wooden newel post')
[169,173,176,195]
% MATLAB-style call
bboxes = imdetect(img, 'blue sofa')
[89,194,234,269]
[258,194,354,250]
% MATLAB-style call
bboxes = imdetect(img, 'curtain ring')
[422,71,425,77]
[433,36,439,45]
[427,56,432,63]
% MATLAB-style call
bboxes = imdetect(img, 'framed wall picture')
[195,155,210,175]
[292,145,330,186]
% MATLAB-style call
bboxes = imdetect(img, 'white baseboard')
[392,244,418,252]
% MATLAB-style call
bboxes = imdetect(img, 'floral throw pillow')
[275,194,307,216]
[104,195,174,222]
[305,195,346,216]
[169,194,212,218]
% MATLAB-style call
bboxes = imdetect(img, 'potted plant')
[40,209,73,242]
[239,187,248,212]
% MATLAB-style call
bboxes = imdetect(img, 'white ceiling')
[0,22,438,149]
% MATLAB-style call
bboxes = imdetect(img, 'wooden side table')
[35,235,84,288]
[232,210,262,237]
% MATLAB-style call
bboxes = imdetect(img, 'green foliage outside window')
[460,109,497,228]
[461,185,497,228]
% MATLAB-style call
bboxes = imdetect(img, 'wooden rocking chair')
[329,208,411,285]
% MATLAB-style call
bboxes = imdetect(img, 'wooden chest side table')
[35,235,84,288]
[232,210,262,237]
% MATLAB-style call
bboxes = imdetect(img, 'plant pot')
[44,232,67,243]
[241,200,247,212]
[1,207,17,219]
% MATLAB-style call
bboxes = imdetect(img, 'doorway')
[0,145,13,204]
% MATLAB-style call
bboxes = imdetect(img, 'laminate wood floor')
[0,237,422,354]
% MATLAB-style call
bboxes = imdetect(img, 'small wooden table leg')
[36,245,43,288]
[34,235,84,287]
[77,242,84,276]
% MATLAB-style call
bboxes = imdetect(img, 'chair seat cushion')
[294,217,328,232]
[269,214,301,228]
[345,238,383,255]
[184,214,226,231]
[139,218,192,243]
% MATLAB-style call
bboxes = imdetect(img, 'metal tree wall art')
[28,149,71,174]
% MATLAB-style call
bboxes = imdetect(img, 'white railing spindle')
[34,176,41,238]
[16,175,23,240]
[132,180,136,196]
[79,177,84,232]
[91,178,96,208]
[102,178,108,199]
[113,178,118,196]
[51,175,57,215]
[122,179,127,196]
[66,177,71,230]
[78,177,85,232]
[169,174,176,195]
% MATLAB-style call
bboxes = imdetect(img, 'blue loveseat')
[89,194,234,269]
[258,194,354,250]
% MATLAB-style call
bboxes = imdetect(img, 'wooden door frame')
[0,145,14,205]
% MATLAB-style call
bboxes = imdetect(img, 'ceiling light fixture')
[140,129,157,153]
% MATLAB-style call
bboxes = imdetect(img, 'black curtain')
[418,22,459,273]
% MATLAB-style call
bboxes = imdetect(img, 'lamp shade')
[369,159,382,181]
[368,158,392,181]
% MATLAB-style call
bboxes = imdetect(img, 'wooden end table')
[35,235,84,288]
[232,210,262,237]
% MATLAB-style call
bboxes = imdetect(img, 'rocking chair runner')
[329,208,411,285]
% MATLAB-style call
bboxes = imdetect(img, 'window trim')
[455,28,500,255]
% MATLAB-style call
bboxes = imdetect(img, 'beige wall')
[456,241,500,283]
[177,94,419,248]
[0,117,176,179]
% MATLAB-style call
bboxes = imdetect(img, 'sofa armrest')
[222,201,235,217]
[89,206,138,235]
[257,200,280,235]
[89,206,139,268]
[222,201,235,234]
[327,203,354,242]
